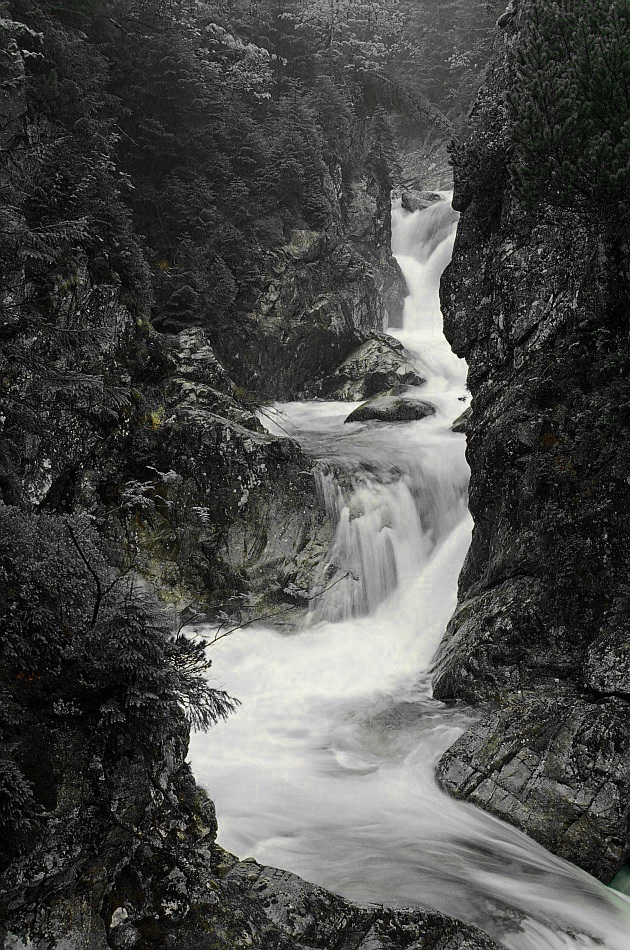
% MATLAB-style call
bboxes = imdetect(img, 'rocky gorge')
[1,0,629,947]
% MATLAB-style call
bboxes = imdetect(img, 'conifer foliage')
[0,505,237,865]
[509,0,630,216]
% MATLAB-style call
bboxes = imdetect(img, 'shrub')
[0,504,238,862]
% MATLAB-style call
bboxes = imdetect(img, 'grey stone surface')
[126,326,334,613]
[222,859,502,949]
[345,394,436,424]
[401,191,442,213]
[583,614,630,699]
[437,692,630,881]
[451,407,471,434]
[220,181,407,399]
[323,335,426,401]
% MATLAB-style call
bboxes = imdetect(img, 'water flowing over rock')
[437,691,630,882]
[431,6,630,883]
[400,190,443,213]
[117,326,334,612]
[190,196,630,950]
[0,706,501,950]
[322,335,426,401]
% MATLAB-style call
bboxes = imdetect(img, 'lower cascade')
[190,197,630,950]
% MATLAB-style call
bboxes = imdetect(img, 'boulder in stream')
[345,393,436,424]
[322,335,426,401]
[400,190,443,213]
[451,406,471,434]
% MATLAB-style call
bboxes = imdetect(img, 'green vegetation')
[509,0,630,216]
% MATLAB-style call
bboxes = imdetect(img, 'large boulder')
[345,393,436,424]
[115,327,333,612]
[401,190,443,213]
[218,209,407,400]
[322,335,426,401]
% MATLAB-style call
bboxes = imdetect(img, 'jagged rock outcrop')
[450,407,471,434]
[432,5,630,881]
[322,335,425,401]
[400,191,442,214]
[113,327,333,613]
[218,183,406,400]
[437,690,630,882]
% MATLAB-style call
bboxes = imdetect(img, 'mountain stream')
[190,197,630,950]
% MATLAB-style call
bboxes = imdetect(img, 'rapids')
[189,197,630,949]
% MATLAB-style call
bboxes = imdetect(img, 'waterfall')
[189,196,630,950]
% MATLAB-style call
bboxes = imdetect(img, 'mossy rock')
[345,394,436,424]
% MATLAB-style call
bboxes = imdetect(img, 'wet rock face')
[451,406,471,434]
[400,190,443,214]
[221,860,502,950]
[433,10,630,880]
[437,692,630,882]
[123,327,333,612]
[216,187,407,400]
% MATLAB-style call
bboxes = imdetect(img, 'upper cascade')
[292,195,469,623]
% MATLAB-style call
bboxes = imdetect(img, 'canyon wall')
[433,1,630,882]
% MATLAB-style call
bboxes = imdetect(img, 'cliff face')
[432,6,630,882]
[104,326,334,614]
[215,181,406,401]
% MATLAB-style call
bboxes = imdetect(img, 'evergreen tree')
[508,0,630,309]
[509,0,630,216]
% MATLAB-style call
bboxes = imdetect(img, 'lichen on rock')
[322,334,426,401]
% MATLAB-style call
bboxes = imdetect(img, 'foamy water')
[190,197,630,949]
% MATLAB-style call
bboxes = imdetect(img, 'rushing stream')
[190,197,630,949]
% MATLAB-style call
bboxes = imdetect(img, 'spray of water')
[190,196,630,949]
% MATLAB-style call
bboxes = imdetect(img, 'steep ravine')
[0,169,502,950]
[3,4,629,947]
[432,6,630,885]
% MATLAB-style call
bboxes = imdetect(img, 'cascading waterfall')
[190,196,630,949]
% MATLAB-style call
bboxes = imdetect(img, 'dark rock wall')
[99,326,334,614]
[432,9,630,880]
[217,180,406,401]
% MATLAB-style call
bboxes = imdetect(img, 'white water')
[190,197,630,949]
